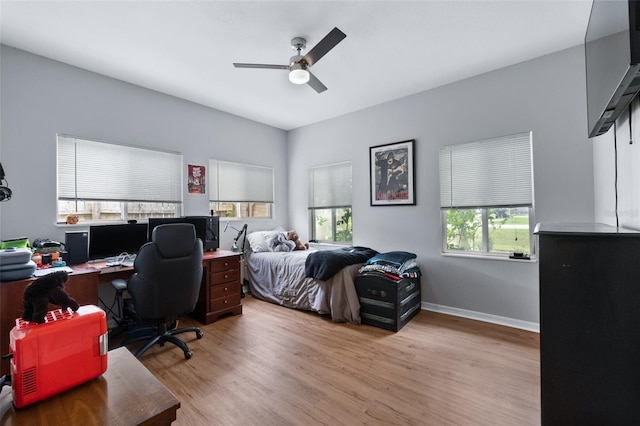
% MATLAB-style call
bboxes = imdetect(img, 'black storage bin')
[355,272,421,331]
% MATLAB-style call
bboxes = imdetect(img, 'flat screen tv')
[586,0,640,137]
[88,223,149,260]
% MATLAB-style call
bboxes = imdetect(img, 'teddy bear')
[286,230,309,250]
[22,270,79,324]
[268,232,296,252]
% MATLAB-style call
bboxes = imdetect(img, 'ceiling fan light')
[289,66,310,85]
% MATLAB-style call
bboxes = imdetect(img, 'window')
[57,135,182,224]
[308,162,352,243]
[439,132,534,257]
[209,160,274,219]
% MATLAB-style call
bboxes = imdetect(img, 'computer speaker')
[65,231,89,265]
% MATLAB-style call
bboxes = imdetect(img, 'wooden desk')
[194,250,243,324]
[0,347,180,425]
[1,249,243,374]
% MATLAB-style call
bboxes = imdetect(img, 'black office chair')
[112,223,204,359]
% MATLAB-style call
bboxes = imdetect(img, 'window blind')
[209,160,274,203]
[57,135,182,203]
[439,132,533,208]
[308,162,352,208]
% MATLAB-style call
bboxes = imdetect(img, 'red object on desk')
[9,305,108,408]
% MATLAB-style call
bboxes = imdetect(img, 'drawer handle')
[224,300,228,304]
[224,287,228,291]
[224,262,229,266]
[224,274,229,279]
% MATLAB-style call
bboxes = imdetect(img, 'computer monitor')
[148,216,219,251]
[88,223,149,260]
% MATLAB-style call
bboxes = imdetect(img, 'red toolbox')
[9,304,108,408]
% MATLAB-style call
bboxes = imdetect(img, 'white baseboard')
[421,302,540,333]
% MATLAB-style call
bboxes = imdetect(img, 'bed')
[244,231,377,324]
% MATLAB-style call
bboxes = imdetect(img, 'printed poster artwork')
[370,140,415,206]
[188,164,205,194]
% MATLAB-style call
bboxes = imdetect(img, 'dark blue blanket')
[305,246,378,281]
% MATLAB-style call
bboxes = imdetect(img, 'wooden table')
[0,347,180,425]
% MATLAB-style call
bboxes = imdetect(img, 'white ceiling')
[0,0,593,131]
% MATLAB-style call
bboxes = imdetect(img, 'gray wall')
[288,45,594,328]
[0,45,288,249]
[594,99,640,228]
[1,44,595,329]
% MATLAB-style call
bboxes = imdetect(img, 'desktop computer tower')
[65,231,89,265]
[185,216,219,251]
[149,216,219,251]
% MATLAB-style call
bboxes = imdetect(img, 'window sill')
[56,223,90,228]
[441,252,537,263]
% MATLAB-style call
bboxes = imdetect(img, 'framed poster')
[188,164,205,194]
[370,139,415,206]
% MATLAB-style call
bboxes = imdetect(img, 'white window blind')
[209,160,274,203]
[308,162,352,208]
[439,132,533,208]
[57,135,182,203]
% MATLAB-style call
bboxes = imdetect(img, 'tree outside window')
[445,206,532,255]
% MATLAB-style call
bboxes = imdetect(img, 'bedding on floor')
[246,248,375,324]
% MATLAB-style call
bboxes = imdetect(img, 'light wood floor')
[126,295,541,426]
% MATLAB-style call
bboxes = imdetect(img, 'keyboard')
[33,266,74,277]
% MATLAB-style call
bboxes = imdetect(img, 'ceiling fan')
[233,27,346,93]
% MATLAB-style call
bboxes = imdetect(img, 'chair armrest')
[111,278,128,293]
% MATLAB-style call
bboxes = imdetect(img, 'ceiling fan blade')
[307,71,327,93]
[233,63,289,70]
[303,27,346,67]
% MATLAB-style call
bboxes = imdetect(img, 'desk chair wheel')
[185,351,193,359]
[197,330,203,339]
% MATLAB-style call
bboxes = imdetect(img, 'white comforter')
[246,249,362,324]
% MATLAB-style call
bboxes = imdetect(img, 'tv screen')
[88,223,149,260]
[585,0,640,137]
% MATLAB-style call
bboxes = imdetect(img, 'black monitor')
[148,216,219,251]
[148,217,187,238]
[88,223,149,260]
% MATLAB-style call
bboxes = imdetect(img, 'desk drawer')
[211,269,239,285]
[211,294,241,312]
[212,281,240,299]
[211,257,239,273]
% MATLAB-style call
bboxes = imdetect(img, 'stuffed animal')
[22,270,79,324]
[268,232,295,252]
[286,231,309,250]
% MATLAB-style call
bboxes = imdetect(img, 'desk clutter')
[0,248,36,281]
[355,251,422,332]
[0,237,71,281]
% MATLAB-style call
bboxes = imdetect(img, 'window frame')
[56,134,183,225]
[308,161,352,244]
[441,206,535,258]
[439,132,535,259]
[208,159,274,220]
[307,161,353,245]
[309,206,353,243]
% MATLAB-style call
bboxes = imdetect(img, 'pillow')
[247,230,280,252]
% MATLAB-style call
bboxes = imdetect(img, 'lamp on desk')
[223,222,248,252]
